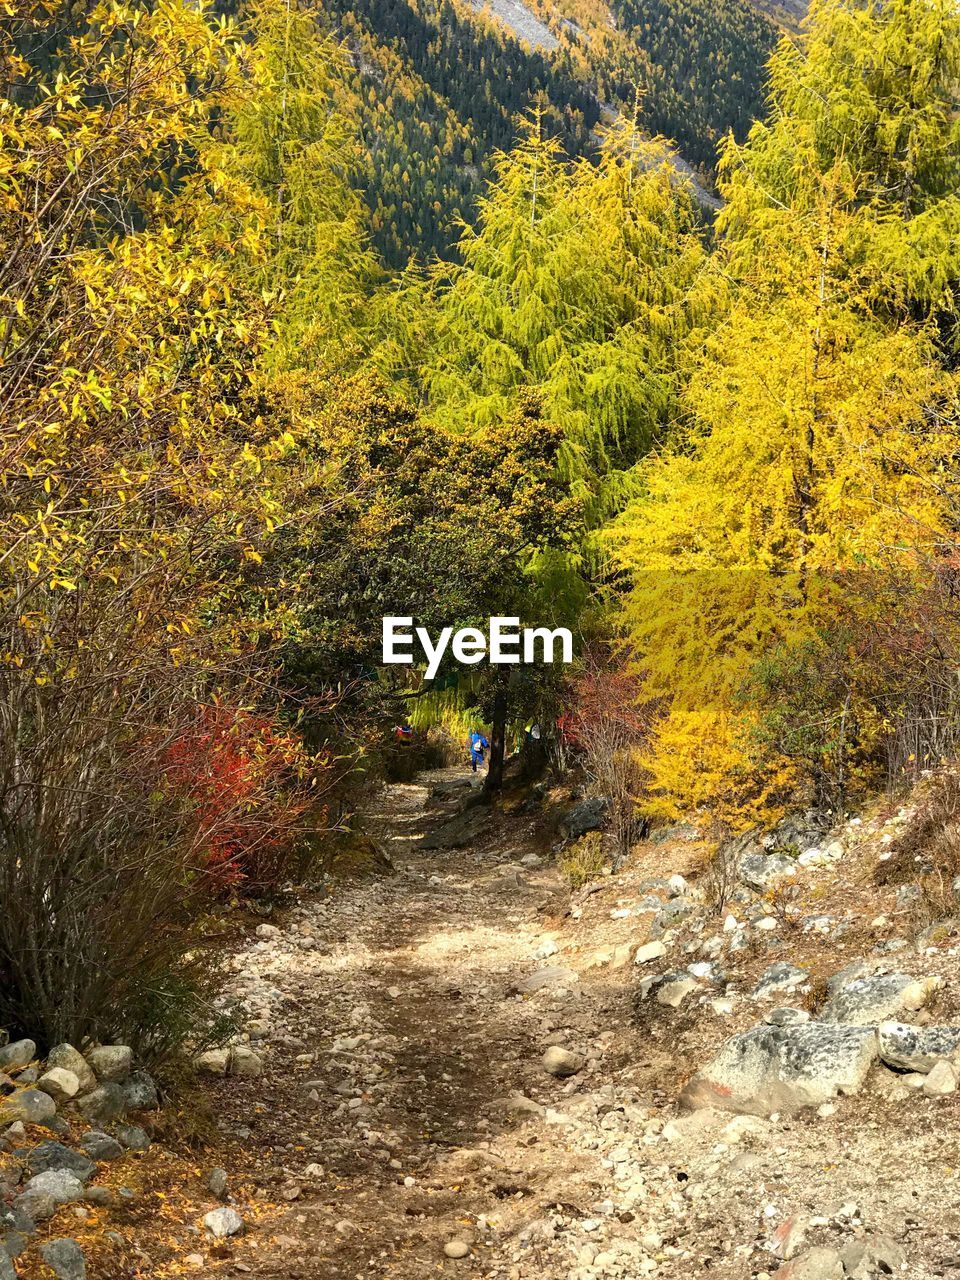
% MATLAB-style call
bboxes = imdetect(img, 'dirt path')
[189,767,667,1280]
[134,768,957,1280]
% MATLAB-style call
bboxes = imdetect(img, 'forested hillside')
[307,0,776,262]
[325,0,601,263]
[523,0,778,168]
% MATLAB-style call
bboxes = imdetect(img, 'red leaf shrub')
[163,704,329,895]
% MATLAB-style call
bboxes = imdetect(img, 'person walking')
[468,728,489,773]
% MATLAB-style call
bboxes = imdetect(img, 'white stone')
[923,1060,958,1097]
[36,1068,80,1103]
[203,1207,243,1238]
[634,941,666,965]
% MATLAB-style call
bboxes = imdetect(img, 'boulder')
[739,853,796,892]
[820,973,940,1025]
[116,1124,150,1151]
[121,1071,159,1112]
[923,1060,957,1097]
[75,1083,125,1126]
[774,1246,844,1279]
[194,1049,230,1076]
[86,1045,133,1084]
[682,1023,879,1115]
[420,805,490,851]
[41,1238,86,1280]
[79,1132,123,1161]
[840,1237,906,1280]
[0,1251,15,1280]
[878,1022,960,1072]
[37,1069,80,1104]
[45,1047,96,1096]
[765,1008,811,1028]
[26,1142,95,1183]
[643,972,700,1008]
[203,1207,243,1238]
[0,1088,57,1128]
[560,797,609,839]
[542,1046,584,1078]
[229,1046,263,1079]
[770,1214,809,1261]
[634,941,667,965]
[15,1169,85,1218]
[754,963,810,1000]
[0,1042,35,1073]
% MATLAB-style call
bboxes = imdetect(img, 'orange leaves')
[162,703,332,896]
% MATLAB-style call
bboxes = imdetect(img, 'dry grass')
[874,769,960,926]
[558,831,607,888]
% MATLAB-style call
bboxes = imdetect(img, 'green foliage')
[377,114,708,525]
[248,376,582,692]
[558,831,607,887]
[226,0,380,368]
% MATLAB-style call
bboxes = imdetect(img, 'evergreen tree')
[378,114,707,525]
[226,0,379,369]
[719,0,960,347]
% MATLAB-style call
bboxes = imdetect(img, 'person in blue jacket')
[468,728,490,773]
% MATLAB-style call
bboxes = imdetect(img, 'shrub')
[0,660,215,1056]
[878,770,960,925]
[562,648,650,862]
[0,626,327,1054]
[558,831,607,888]
[162,704,331,897]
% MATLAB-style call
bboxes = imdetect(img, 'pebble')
[444,1239,470,1259]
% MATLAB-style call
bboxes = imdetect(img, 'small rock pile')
[0,1033,159,1278]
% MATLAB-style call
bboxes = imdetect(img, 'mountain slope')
[322,0,778,263]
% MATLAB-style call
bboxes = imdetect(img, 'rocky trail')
[6,768,960,1279]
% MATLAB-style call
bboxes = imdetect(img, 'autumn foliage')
[162,706,330,896]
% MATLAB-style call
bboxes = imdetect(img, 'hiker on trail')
[468,728,489,773]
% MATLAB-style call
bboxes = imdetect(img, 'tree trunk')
[484,677,509,798]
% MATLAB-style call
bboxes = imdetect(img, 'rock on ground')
[37,1068,81,1104]
[542,1046,584,1078]
[45,1046,96,1096]
[820,973,939,1025]
[774,1247,844,1279]
[86,1045,133,1083]
[0,1088,57,1128]
[878,1021,960,1072]
[682,1023,879,1115]
[203,1207,244,1238]
[40,1238,86,1280]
